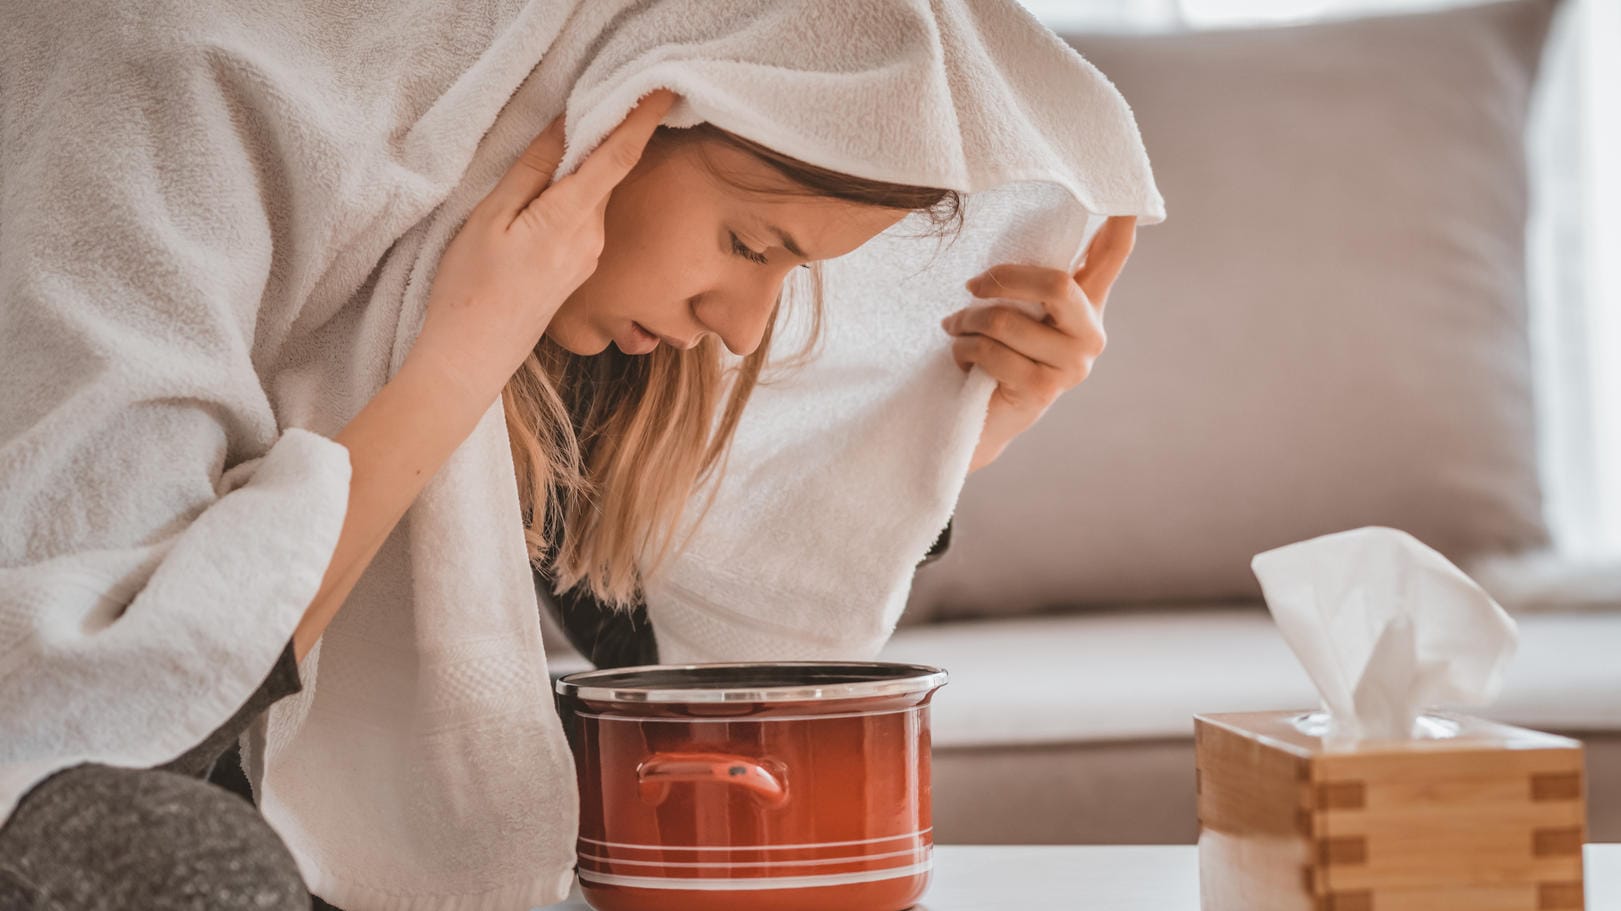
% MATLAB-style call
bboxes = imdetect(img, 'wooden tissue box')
[1195,711,1587,911]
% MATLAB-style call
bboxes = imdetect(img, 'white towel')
[0,1,1161,909]
[625,1,1170,657]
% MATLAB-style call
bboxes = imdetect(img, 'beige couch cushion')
[878,607,1621,747]
[908,0,1557,620]
[881,606,1621,843]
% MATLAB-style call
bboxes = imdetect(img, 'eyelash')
[730,231,813,269]
[729,232,769,265]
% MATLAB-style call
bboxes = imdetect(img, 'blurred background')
[1017,0,1619,558]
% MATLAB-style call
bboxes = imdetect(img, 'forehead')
[689,139,909,257]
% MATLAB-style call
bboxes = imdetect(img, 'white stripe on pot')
[577,859,935,891]
[578,828,932,852]
[578,845,928,869]
[570,705,924,724]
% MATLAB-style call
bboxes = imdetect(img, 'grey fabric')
[0,639,313,910]
[0,765,308,911]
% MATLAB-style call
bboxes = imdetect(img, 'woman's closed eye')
[730,231,813,269]
[729,231,769,265]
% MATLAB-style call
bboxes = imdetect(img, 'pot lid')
[555,661,948,704]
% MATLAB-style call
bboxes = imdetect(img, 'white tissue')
[1251,526,1519,742]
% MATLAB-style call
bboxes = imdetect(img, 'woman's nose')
[693,285,781,356]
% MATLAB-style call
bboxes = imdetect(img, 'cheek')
[600,201,716,305]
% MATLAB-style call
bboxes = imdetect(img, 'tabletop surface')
[542,844,1619,910]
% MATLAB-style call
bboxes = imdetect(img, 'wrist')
[400,329,512,403]
[397,340,510,426]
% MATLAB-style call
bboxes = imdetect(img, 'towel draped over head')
[0,0,1161,906]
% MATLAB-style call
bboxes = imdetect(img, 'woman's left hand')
[943,215,1138,473]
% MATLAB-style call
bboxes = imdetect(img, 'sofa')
[545,0,1621,844]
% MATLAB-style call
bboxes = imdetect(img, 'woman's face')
[544,136,909,357]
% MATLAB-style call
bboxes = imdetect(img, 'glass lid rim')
[554,660,949,703]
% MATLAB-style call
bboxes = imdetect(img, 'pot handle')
[636,752,789,809]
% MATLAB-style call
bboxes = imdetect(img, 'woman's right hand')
[295,91,676,659]
[407,89,679,407]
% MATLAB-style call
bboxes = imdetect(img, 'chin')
[544,321,613,357]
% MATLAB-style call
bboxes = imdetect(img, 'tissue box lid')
[1196,710,1581,761]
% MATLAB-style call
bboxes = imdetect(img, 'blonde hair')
[505,124,964,609]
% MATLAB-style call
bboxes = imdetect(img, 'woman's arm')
[291,350,490,660]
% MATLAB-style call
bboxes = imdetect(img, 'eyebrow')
[765,223,809,260]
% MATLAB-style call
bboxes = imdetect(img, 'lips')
[616,321,660,355]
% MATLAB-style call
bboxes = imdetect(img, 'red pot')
[555,662,949,911]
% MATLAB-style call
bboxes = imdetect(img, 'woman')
[0,86,1134,907]
[0,81,1134,907]
[527,100,1134,669]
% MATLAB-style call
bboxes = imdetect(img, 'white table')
[542,844,1620,910]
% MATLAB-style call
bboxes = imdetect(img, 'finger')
[484,113,568,221]
[966,264,1090,336]
[539,89,678,216]
[943,304,1099,373]
[1074,216,1137,312]
[950,334,1063,406]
